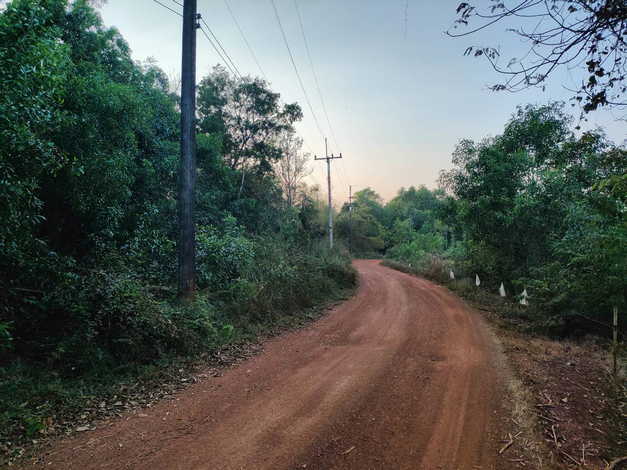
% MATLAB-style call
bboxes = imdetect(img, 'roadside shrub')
[223,239,356,323]
[418,254,451,284]
[196,216,255,291]
[121,207,176,284]
[8,263,226,372]
[448,278,475,296]
[386,232,445,270]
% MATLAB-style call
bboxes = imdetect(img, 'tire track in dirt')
[22,260,506,470]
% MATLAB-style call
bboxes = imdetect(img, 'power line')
[337,157,351,187]
[223,0,268,81]
[293,0,341,154]
[153,0,182,17]
[198,25,239,78]
[270,0,326,140]
[153,1,242,80]
[200,16,242,79]
[303,136,348,192]
[157,0,344,190]
[293,0,350,190]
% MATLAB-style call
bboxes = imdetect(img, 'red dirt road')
[26,260,506,470]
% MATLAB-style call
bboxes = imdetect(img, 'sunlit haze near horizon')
[99,0,625,204]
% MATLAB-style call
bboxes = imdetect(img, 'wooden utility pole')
[348,185,353,254]
[315,138,342,249]
[179,0,199,296]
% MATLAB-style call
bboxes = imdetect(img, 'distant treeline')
[338,103,625,335]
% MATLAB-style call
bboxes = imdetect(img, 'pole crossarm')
[314,154,343,161]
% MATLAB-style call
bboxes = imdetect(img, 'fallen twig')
[551,425,559,449]
[499,432,522,455]
[606,456,627,470]
[535,412,558,423]
[499,438,514,455]
[582,443,586,466]
[560,450,581,466]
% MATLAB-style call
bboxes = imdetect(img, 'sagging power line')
[198,26,239,77]
[270,0,326,141]
[223,0,268,81]
[199,16,242,79]
[152,0,182,17]
[292,0,351,193]
[293,0,341,152]
[152,0,242,79]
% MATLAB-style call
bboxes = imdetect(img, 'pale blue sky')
[99,0,625,202]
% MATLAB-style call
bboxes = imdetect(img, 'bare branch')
[448,0,627,112]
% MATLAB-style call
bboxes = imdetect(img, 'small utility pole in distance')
[179,0,200,297]
[348,185,353,254]
[315,138,342,249]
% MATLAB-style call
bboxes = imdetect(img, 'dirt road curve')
[27,260,507,470]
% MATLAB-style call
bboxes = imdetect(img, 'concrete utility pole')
[348,185,353,254]
[315,138,342,249]
[179,0,200,296]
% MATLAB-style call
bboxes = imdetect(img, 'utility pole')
[348,185,353,254]
[315,138,342,249]
[179,0,200,297]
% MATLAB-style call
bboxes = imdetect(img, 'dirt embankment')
[496,329,626,469]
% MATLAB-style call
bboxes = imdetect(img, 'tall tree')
[197,67,302,175]
[274,130,311,207]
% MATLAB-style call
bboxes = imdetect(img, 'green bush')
[196,216,255,291]
[221,239,356,322]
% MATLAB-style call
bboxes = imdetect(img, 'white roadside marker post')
[499,282,506,297]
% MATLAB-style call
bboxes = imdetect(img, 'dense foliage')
[0,0,354,446]
[363,103,625,336]
[439,103,625,328]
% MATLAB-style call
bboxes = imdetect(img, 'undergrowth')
[1,244,356,463]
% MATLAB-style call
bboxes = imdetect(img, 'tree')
[197,67,302,177]
[336,188,387,255]
[386,186,445,232]
[274,130,312,207]
[438,102,626,325]
[0,0,70,263]
[439,103,581,281]
[449,1,627,114]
